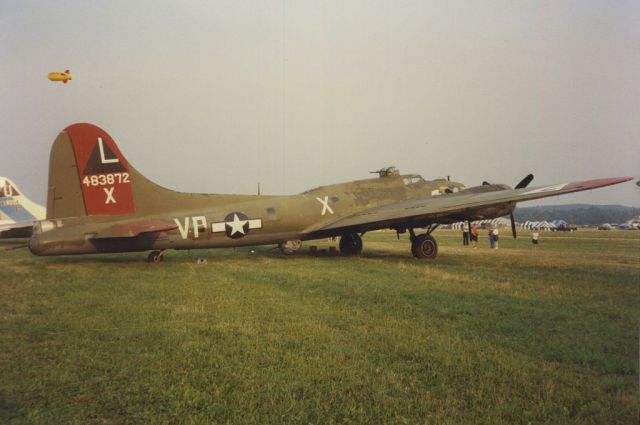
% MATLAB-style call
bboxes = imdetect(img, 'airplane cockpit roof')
[401,174,425,187]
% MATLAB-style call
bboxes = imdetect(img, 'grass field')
[1,229,638,424]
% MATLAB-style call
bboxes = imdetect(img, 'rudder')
[47,123,135,219]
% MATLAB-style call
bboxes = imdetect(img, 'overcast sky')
[1,0,638,207]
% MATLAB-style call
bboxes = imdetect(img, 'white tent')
[521,220,556,231]
[452,217,512,230]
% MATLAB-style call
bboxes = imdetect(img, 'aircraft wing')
[306,177,632,234]
[91,219,178,239]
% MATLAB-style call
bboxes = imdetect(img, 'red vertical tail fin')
[46,123,264,220]
[47,123,136,218]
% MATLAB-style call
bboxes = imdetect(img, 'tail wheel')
[339,233,363,256]
[279,239,302,255]
[411,234,438,259]
[147,250,163,263]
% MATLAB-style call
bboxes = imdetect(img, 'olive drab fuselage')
[27,123,631,259]
[29,173,474,255]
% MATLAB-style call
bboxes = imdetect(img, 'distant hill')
[513,204,640,225]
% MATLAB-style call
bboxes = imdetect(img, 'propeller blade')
[509,174,532,237]
[515,174,534,189]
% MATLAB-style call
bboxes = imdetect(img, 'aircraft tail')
[0,177,46,225]
[46,123,259,219]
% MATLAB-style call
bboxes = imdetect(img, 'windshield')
[402,175,424,186]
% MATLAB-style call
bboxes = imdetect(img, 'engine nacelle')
[470,202,516,221]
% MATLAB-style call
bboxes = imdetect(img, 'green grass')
[1,229,638,424]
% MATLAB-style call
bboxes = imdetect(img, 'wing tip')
[569,176,634,191]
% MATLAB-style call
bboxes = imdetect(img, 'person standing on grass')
[488,226,495,249]
[471,223,479,248]
[462,222,469,246]
[492,227,499,249]
[532,231,539,248]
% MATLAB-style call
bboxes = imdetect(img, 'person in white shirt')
[532,231,539,248]
[462,222,469,246]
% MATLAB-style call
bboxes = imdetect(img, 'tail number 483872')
[82,172,130,187]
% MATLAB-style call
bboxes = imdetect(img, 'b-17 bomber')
[28,123,632,262]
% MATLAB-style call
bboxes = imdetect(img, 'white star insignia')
[226,213,248,236]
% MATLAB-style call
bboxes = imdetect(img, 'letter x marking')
[316,196,333,215]
[104,187,116,204]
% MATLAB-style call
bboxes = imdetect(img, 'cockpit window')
[403,176,424,186]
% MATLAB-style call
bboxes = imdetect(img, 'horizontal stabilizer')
[0,221,35,238]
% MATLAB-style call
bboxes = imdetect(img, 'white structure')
[452,217,512,230]
[620,216,640,230]
[521,220,557,231]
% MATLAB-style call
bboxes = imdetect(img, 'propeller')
[510,212,518,239]
[510,174,534,238]
[515,174,534,189]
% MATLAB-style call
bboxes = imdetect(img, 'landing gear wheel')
[339,233,363,256]
[279,239,302,255]
[411,234,438,259]
[147,250,164,263]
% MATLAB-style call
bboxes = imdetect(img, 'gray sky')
[1,0,639,206]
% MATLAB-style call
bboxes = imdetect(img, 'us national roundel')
[224,212,250,239]
[65,123,135,216]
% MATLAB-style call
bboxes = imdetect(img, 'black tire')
[147,250,162,263]
[411,234,438,259]
[339,233,363,256]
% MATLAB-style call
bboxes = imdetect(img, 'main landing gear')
[337,228,437,259]
[147,250,165,263]
[407,226,439,259]
[339,233,363,256]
